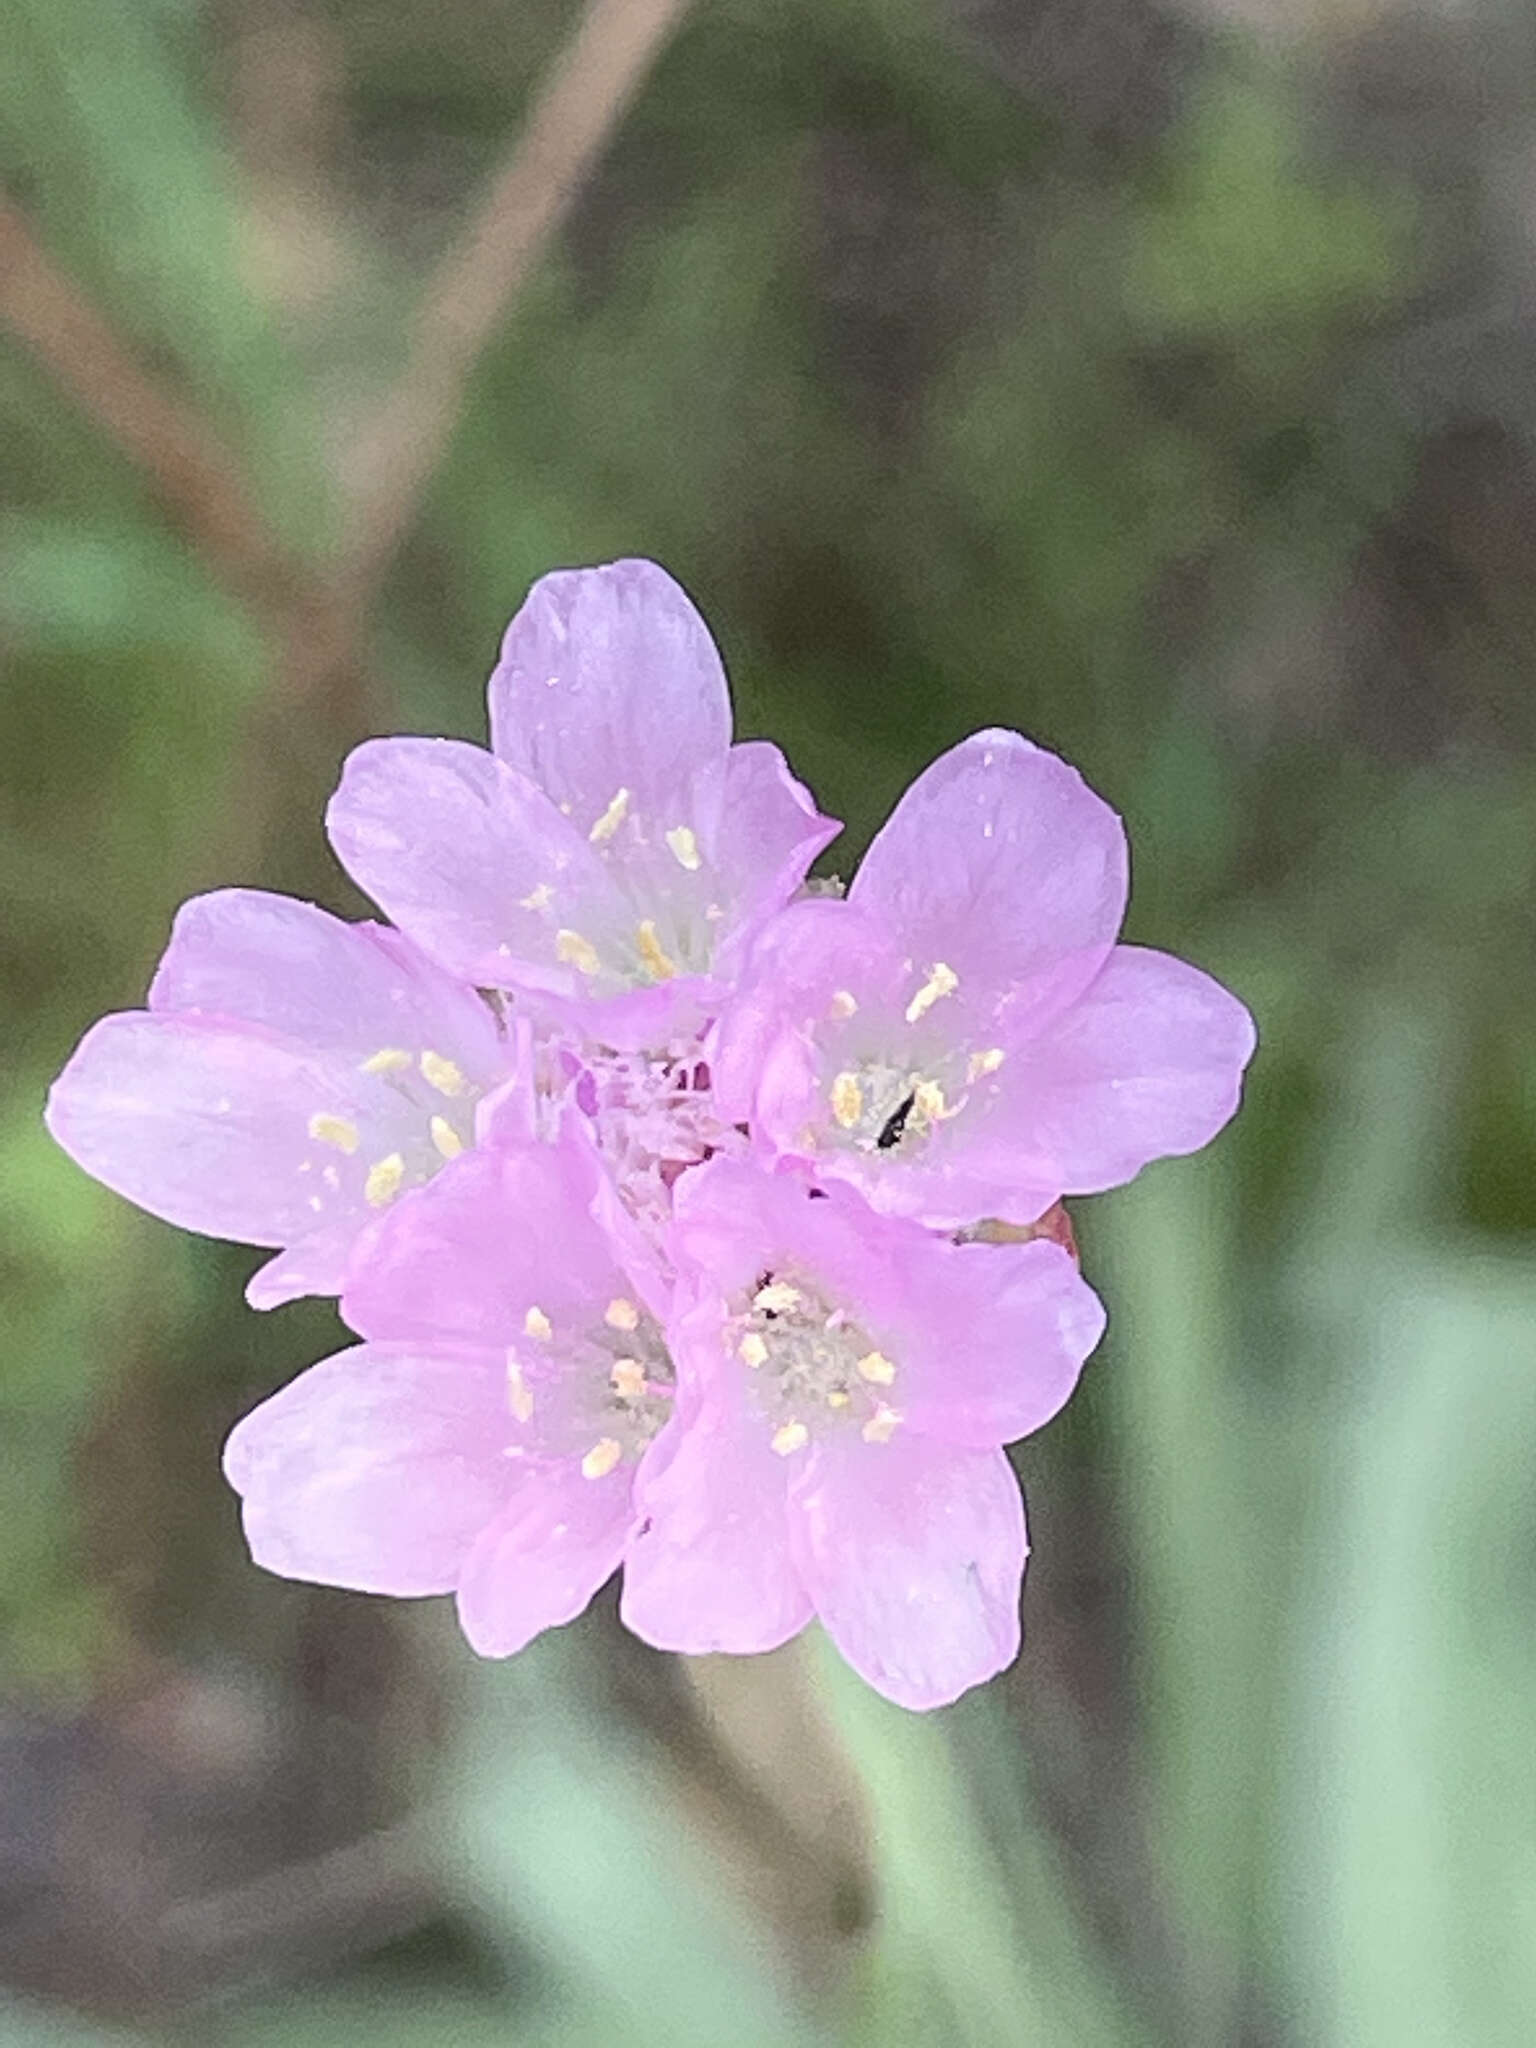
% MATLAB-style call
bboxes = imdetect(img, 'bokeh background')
[5,0,1536,2041]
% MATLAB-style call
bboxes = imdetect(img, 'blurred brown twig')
[0,0,696,721]
[336,0,696,609]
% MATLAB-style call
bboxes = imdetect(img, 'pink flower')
[326,560,841,1049]
[712,730,1256,1229]
[224,1130,678,1656]
[620,1158,1105,1710]
[45,890,508,1307]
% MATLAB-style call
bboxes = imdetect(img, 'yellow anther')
[589,787,631,843]
[967,1047,1006,1080]
[359,1047,412,1075]
[420,1050,467,1097]
[581,1437,624,1480]
[604,1297,640,1333]
[826,1390,851,1409]
[830,1071,864,1129]
[429,1115,463,1161]
[771,1420,810,1457]
[519,882,554,911]
[524,1305,552,1341]
[635,919,677,982]
[610,1359,647,1399]
[307,1111,359,1154]
[913,1080,948,1124]
[862,1405,901,1444]
[556,928,601,976]
[364,1153,405,1207]
[505,1357,535,1424]
[665,824,702,871]
[753,1281,802,1316]
[905,961,959,1025]
[855,1350,897,1386]
[739,1332,769,1369]
[829,989,858,1020]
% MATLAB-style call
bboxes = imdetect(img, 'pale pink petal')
[147,889,500,1071]
[967,945,1257,1196]
[326,737,618,995]
[223,1343,512,1596]
[620,1402,811,1655]
[342,1136,620,1345]
[708,742,841,978]
[788,1437,1027,1711]
[488,559,730,832]
[455,1464,632,1656]
[886,1239,1104,1448]
[46,1013,375,1249]
[246,1220,371,1309]
[849,729,1127,1035]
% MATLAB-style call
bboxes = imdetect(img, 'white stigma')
[419,1050,466,1097]
[589,787,631,843]
[307,1112,359,1154]
[359,1047,411,1075]
[905,961,959,1025]
[635,920,677,982]
[665,825,701,871]
[830,1071,864,1129]
[557,928,601,976]
[753,1281,802,1315]
[581,1437,624,1480]
[505,1356,535,1423]
[364,1153,405,1207]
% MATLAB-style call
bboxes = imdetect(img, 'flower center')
[730,1272,902,1454]
[513,1294,674,1477]
[301,1045,482,1215]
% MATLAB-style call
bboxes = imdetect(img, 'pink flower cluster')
[47,560,1255,1710]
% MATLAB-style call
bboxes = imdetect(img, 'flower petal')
[147,889,500,1071]
[455,1463,632,1657]
[326,736,617,995]
[787,1437,1027,1711]
[849,729,1127,1035]
[887,1238,1104,1448]
[967,945,1258,1198]
[620,1401,811,1655]
[341,1133,626,1345]
[223,1343,512,1596]
[488,559,731,832]
[707,741,841,977]
[46,1012,375,1249]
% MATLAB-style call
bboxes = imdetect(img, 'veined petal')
[488,559,731,833]
[455,1462,633,1656]
[707,741,841,979]
[620,1400,811,1655]
[223,1343,512,1596]
[967,945,1258,1196]
[849,729,1127,1037]
[341,1132,628,1346]
[787,1437,1027,1711]
[46,1012,378,1249]
[326,736,621,996]
[147,889,500,1072]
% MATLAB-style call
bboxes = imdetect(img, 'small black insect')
[876,1092,915,1151]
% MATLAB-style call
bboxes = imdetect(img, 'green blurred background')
[4,0,1536,2040]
